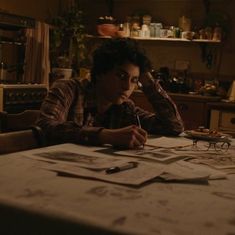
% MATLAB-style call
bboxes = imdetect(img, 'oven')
[0,84,47,113]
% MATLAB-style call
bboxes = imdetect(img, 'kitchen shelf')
[0,40,24,46]
[86,34,221,44]
[133,37,221,43]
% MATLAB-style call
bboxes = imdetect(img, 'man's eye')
[131,77,139,83]
[119,73,126,80]
[117,72,128,80]
[116,71,138,84]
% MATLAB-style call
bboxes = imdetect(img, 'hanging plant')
[50,2,86,73]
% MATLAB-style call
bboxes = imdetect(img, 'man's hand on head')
[138,72,154,88]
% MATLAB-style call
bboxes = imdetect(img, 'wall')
[0,0,61,21]
[80,0,235,82]
[1,0,234,82]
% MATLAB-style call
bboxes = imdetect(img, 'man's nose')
[121,79,132,90]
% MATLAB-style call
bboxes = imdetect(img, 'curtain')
[23,21,50,87]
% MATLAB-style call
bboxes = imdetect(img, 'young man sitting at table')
[36,38,184,149]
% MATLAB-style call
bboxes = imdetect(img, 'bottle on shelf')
[141,24,150,38]
[123,22,130,37]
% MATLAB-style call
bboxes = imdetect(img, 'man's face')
[97,62,140,105]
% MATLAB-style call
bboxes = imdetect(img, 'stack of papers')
[21,137,230,186]
[23,145,163,186]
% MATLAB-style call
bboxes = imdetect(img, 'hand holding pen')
[98,113,147,149]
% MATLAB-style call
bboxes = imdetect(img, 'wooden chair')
[0,110,40,132]
[0,126,44,155]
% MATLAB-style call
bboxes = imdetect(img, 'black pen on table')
[136,114,145,149]
[106,162,138,174]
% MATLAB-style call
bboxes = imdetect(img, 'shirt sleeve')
[136,79,184,136]
[36,79,104,146]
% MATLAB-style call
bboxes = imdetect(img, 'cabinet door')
[175,100,206,130]
[210,109,235,137]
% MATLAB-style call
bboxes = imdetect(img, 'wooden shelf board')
[86,34,221,43]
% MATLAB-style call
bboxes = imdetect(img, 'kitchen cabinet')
[169,93,219,130]
[208,102,235,137]
[131,90,221,130]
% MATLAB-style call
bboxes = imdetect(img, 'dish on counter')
[184,128,232,142]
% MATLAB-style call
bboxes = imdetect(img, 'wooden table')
[0,140,235,235]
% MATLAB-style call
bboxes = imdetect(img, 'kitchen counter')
[168,92,222,101]
[207,101,235,111]
[131,90,227,130]
[134,89,222,101]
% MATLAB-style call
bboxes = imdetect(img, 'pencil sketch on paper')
[34,151,98,164]
[113,146,188,163]
[25,150,129,170]
[187,151,235,170]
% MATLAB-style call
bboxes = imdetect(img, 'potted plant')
[51,56,73,80]
[50,1,86,79]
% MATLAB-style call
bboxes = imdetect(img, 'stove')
[0,84,48,113]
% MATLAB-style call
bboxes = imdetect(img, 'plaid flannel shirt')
[36,78,184,145]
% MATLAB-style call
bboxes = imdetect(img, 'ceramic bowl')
[97,24,118,37]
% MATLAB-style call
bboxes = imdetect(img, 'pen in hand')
[106,162,138,174]
[136,114,141,128]
[136,114,145,149]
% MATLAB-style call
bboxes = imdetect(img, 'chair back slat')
[0,129,41,154]
[0,110,40,132]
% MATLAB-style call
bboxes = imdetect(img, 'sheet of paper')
[161,139,235,171]
[112,136,194,163]
[22,143,137,170]
[20,142,230,186]
[161,160,227,181]
[114,146,189,163]
[146,136,193,148]
[21,143,165,186]
[186,151,235,170]
[44,161,164,186]
[24,150,130,170]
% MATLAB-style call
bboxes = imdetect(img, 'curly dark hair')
[90,38,152,84]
